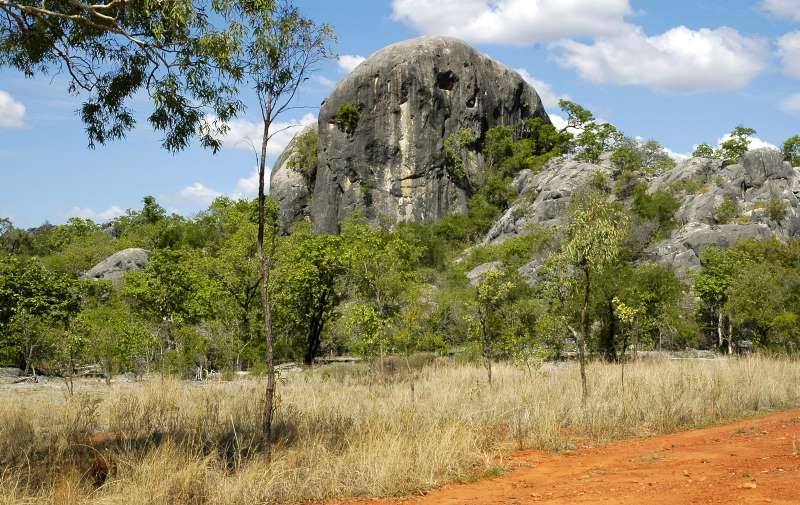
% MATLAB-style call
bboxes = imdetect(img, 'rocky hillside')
[271,36,549,233]
[483,148,799,279]
[273,36,799,281]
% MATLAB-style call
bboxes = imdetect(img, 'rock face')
[270,124,316,231]
[480,148,800,279]
[483,155,615,245]
[306,36,549,233]
[85,248,149,286]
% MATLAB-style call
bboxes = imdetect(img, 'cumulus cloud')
[554,25,768,93]
[0,90,26,129]
[715,133,779,151]
[778,32,800,78]
[391,0,632,45]
[215,113,316,155]
[337,54,366,73]
[315,75,336,87]
[781,93,800,114]
[176,183,223,206]
[231,169,263,199]
[65,205,125,222]
[514,69,569,109]
[760,0,800,21]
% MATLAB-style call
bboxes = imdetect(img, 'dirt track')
[357,410,800,505]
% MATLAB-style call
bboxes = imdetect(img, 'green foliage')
[574,122,623,163]
[631,185,681,238]
[335,102,361,134]
[563,189,629,273]
[444,127,476,185]
[466,269,517,382]
[0,0,246,152]
[714,196,740,224]
[558,99,594,132]
[693,246,751,311]
[766,195,788,223]
[784,135,800,167]
[719,126,756,163]
[692,143,719,159]
[287,129,319,183]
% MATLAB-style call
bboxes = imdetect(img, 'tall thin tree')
[227,0,334,456]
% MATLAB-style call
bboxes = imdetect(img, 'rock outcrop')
[270,124,316,231]
[271,36,550,233]
[483,155,615,245]
[480,147,800,279]
[85,248,149,286]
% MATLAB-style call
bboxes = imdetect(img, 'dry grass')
[1,356,799,505]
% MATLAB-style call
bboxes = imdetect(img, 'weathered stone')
[466,261,503,286]
[270,124,316,231]
[310,36,549,233]
[84,248,149,286]
[0,367,22,378]
[483,156,613,244]
[517,258,544,287]
[741,148,794,189]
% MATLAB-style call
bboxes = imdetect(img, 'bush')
[714,196,740,224]
[631,185,681,238]
[335,102,360,134]
[287,129,319,183]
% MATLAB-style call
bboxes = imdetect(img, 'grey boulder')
[85,248,149,286]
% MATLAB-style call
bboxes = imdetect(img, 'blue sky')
[1,0,799,228]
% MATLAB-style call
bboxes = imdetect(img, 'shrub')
[784,135,800,167]
[766,195,788,223]
[287,129,319,183]
[714,196,740,225]
[335,102,360,134]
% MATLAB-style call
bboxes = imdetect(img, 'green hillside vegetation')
[2,110,799,386]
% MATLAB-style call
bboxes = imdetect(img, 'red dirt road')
[360,411,800,505]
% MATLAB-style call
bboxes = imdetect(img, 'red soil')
[350,410,800,505]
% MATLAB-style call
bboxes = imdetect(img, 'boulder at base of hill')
[85,248,149,286]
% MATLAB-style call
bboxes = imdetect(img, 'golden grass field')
[1,356,799,505]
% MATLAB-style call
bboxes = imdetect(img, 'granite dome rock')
[271,36,550,233]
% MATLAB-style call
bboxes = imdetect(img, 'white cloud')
[337,54,366,73]
[0,90,26,129]
[391,0,632,45]
[315,75,336,87]
[554,25,769,93]
[215,113,316,156]
[781,93,800,114]
[663,147,691,161]
[715,133,779,151]
[177,182,223,206]
[65,206,125,222]
[549,114,568,132]
[760,0,800,21]
[231,169,263,199]
[778,32,800,78]
[514,69,569,109]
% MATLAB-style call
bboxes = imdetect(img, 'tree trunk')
[257,116,276,459]
[578,267,590,406]
[727,317,734,355]
[404,351,415,398]
[717,310,724,351]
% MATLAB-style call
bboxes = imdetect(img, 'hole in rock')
[436,71,457,91]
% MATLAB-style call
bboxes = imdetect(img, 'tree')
[0,0,243,151]
[724,262,786,348]
[692,143,718,159]
[466,269,516,385]
[575,122,622,162]
[340,217,422,373]
[124,248,212,361]
[784,135,800,167]
[693,246,751,354]
[719,126,756,163]
[227,0,334,451]
[558,99,594,133]
[273,224,345,365]
[562,189,629,404]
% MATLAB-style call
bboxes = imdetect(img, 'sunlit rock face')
[307,36,549,233]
